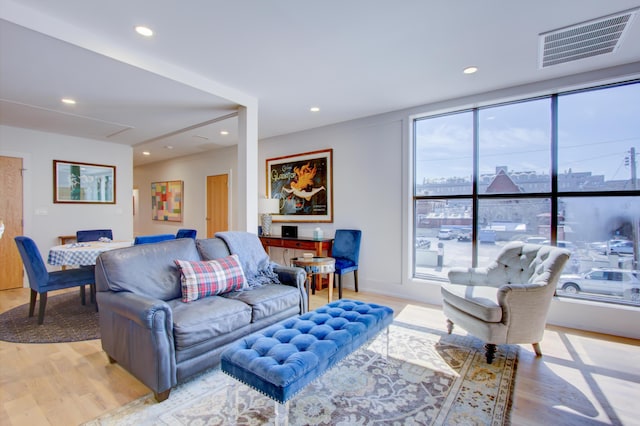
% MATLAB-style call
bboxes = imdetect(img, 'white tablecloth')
[48,241,132,266]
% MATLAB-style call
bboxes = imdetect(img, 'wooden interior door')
[206,174,228,238]
[0,156,24,290]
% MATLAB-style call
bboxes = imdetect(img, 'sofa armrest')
[96,291,176,395]
[448,266,494,286]
[273,264,309,313]
[99,291,173,330]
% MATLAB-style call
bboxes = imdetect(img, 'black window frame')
[413,79,639,279]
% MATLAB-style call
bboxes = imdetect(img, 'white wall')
[133,146,238,236]
[0,125,133,270]
[259,116,407,294]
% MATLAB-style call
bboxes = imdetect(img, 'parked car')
[457,228,472,242]
[541,240,577,251]
[438,229,455,240]
[557,268,640,301]
[609,241,634,255]
[478,229,496,244]
[594,239,628,254]
[588,241,608,252]
[525,236,547,245]
[415,237,431,249]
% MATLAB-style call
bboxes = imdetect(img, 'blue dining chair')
[14,236,96,325]
[134,234,177,245]
[176,229,197,239]
[76,229,113,242]
[332,229,362,299]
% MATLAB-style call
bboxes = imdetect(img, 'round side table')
[291,256,336,303]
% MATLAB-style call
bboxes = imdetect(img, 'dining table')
[47,240,133,267]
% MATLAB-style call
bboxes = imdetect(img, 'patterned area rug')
[84,322,518,425]
[0,290,99,343]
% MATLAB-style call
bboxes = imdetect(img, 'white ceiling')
[2,0,640,166]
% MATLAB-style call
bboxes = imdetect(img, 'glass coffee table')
[291,256,336,302]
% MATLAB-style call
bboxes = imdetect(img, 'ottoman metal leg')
[383,326,390,360]
[225,380,238,425]
[275,400,290,426]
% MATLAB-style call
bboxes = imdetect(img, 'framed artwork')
[151,180,183,221]
[53,160,116,204]
[266,149,333,222]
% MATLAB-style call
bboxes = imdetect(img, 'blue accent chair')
[176,229,197,239]
[76,229,113,242]
[134,234,177,245]
[14,236,96,324]
[332,229,362,299]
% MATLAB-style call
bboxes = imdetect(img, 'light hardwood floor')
[1,287,638,425]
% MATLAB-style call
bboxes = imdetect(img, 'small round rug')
[0,291,99,343]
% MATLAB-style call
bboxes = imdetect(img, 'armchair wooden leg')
[337,274,342,299]
[80,285,86,305]
[446,319,454,334]
[532,342,542,357]
[484,343,496,364]
[37,292,48,325]
[29,289,37,317]
[354,270,358,292]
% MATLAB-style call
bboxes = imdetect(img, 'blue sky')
[415,81,639,184]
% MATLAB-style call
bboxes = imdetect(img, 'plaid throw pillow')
[175,255,247,302]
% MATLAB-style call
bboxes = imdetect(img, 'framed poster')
[266,149,333,222]
[151,180,183,221]
[53,160,116,204]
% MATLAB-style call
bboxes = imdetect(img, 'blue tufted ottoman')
[221,299,394,424]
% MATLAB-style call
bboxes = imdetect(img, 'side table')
[291,256,336,303]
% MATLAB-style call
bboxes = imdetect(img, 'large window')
[413,81,639,306]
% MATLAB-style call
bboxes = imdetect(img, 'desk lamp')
[259,198,279,236]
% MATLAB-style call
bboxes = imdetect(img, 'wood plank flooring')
[1,287,638,425]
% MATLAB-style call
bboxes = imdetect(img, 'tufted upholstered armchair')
[441,242,570,363]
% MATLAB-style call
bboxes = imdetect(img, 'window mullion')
[551,94,559,244]
[472,109,479,267]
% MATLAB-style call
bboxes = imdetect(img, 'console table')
[260,235,333,290]
[259,235,332,257]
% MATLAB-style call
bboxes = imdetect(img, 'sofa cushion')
[175,255,247,302]
[221,283,301,322]
[169,296,252,350]
[196,238,231,260]
[95,238,200,300]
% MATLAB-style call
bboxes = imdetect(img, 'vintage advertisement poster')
[266,149,333,222]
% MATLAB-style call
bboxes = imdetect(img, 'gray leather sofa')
[95,235,307,401]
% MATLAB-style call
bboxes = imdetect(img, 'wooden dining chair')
[14,236,96,324]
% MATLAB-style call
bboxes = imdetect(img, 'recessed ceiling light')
[220,130,229,135]
[164,145,174,150]
[310,107,320,112]
[463,66,478,74]
[61,98,76,105]
[135,26,154,37]
[142,151,151,156]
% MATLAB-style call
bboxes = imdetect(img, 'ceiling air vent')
[539,8,638,68]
